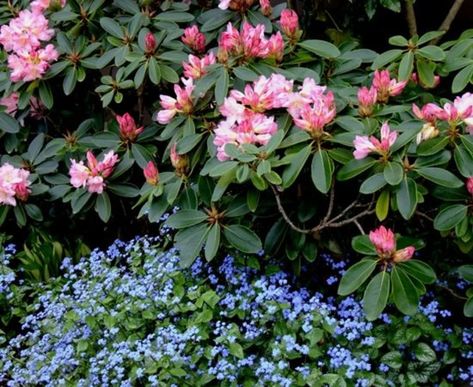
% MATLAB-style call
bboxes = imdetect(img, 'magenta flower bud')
[116,113,144,142]
[392,246,415,263]
[369,225,396,257]
[145,32,156,53]
[143,161,159,185]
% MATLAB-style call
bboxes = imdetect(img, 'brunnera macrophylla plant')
[0,0,472,319]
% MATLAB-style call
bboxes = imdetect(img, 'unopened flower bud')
[280,9,300,40]
[143,161,159,185]
[466,177,473,197]
[117,113,144,142]
[145,32,156,53]
[170,144,189,176]
[392,246,415,263]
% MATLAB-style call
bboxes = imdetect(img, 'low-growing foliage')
[0,236,472,385]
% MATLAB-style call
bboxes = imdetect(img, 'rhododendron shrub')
[0,0,472,319]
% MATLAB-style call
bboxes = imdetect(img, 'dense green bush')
[1,236,472,385]
[0,0,472,321]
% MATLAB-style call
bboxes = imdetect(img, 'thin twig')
[270,185,310,234]
[404,0,417,37]
[436,284,467,301]
[325,10,342,32]
[354,219,365,235]
[416,211,434,222]
[322,184,335,225]
[431,0,465,44]
[324,208,376,229]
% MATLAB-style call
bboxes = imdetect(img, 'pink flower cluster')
[181,25,206,53]
[412,92,473,136]
[218,22,284,63]
[156,77,195,125]
[0,163,31,206]
[353,122,397,160]
[0,6,59,82]
[369,225,415,263]
[69,151,119,194]
[357,70,407,115]
[284,78,336,137]
[183,53,216,80]
[214,74,293,160]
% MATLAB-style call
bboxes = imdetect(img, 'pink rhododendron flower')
[416,123,439,144]
[0,163,31,206]
[8,44,59,82]
[369,225,415,262]
[182,52,216,80]
[266,32,284,62]
[156,78,195,124]
[143,161,159,185]
[116,113,144,142]
[280,9,300,40]
[453,92,473,130]
[31,0,66,13]
[181,26,206,53]
[412,103,447,122]
[466,177,473,197]
[0,10,54,52]
[372,70,407,103]
[69,160,89,188]
[285,79,335,137]
[353,122,397,160]
[214,112,277,161]
[369,225,396,256]
[69,151,119,194]
[87,176,105,194]
[357,86,377,117]
[218,0,231,9]
[230,74,294,113]
[0,93,19,116]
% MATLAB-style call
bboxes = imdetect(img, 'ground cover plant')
[0,0,472,385]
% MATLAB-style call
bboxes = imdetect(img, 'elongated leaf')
[204,223,220,261]
[433,204,468,231]
[298,40,340,58]
[166,209,208,229]
[95,192,111,222]
[223,224,262,253]
[396,178,417,220]
[391,266,419,315]
[338,258,377,296]
[352,235,377,255]
[363,271,390,320]
[384,161,403,186]
[282,145,311,188]
[311,150,333,193]
[337,158,376,180]
[416,167,463,188]
[360,173,387,194]
[175,223,210,267]
[0,112,20,133]
[398,51,414,81]
[376,190,390,221]
[400,260,436,284]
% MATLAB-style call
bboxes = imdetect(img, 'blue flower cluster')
[0,236,471,386]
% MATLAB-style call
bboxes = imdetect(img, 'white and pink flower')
[372,70,407,103]
[0,163,31,206]
[69,151,119,194]
[182,53,216,80]
[181,25,206,53]
[353,122,397,160]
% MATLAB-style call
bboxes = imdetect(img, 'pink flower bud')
[280,9,299,40]
[86,151,98,173]
[467,177,473,197]
[145,32,156,53]
[392,246,415,263]
[260,0,272,16]
[116,113,144,142]
[143,161,159,185]
[357,86,377,117]
[170,144,189,175]
[369,226,396,257]
[182,26,206,53]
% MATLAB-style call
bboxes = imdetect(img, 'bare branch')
[271,185,310,234]
[436,283,468,301]
[415,210,434,222]
[324,208,376,229]
[404,0,417,37]
[431,0,465,44]
[322,184,335,225]
[354,219,365,235]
